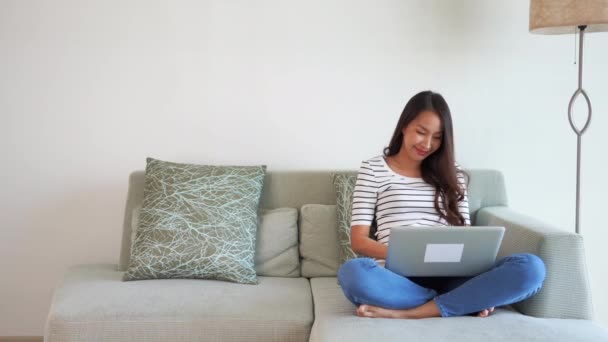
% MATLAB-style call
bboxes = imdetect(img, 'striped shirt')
[351,156,471,244]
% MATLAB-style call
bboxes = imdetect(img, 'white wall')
[1,0,607,335]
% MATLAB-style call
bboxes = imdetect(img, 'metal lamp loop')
[567,88,593,136]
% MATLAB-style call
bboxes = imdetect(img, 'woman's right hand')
[351,225,388,260]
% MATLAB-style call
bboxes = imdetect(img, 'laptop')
[385,226,505,277]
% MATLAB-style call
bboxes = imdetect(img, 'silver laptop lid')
[385,226,505,277]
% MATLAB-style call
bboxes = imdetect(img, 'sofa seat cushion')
[309,277,608,342]
[46,264,313,342]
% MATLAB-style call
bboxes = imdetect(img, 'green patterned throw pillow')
[331,173,359,265]
[123,158,266,284]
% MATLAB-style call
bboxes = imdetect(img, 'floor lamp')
[529,0,608,235]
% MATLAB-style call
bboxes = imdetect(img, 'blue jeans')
[337,253,546,317]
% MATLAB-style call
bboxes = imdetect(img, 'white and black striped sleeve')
[350,160,378,227]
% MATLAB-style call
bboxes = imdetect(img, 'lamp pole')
[567,25,592,235]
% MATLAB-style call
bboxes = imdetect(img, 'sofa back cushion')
[299,204,340,277]
[255,208,300,277]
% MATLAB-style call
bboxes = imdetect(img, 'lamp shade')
[530,0,608,34]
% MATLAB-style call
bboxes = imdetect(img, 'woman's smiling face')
[400,110,443,162]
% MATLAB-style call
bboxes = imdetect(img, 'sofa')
[45,169,608,341]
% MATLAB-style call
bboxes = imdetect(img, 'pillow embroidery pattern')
[123,158,265,284]
[331,173,359,265]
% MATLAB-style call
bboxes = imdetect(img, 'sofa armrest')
[476,206,593,320]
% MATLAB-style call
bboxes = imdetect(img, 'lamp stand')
[568,25,592,234]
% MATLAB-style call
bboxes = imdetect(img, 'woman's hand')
[351,225,388,259]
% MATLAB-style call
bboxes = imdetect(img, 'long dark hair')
[383,91,467,226]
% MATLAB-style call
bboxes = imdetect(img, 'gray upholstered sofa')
[45,169,608,341]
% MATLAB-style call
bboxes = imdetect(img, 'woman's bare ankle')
[402,300,442,319]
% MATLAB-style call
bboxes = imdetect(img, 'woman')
[337,91,546,319]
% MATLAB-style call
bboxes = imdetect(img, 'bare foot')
[477,307,495,318]
[356,300,442,319]
[357,305,398,318]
